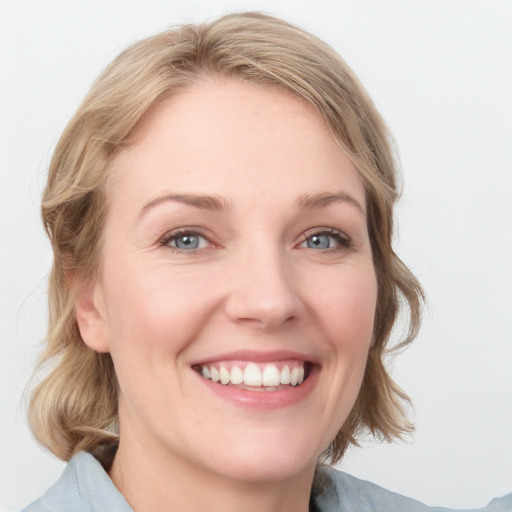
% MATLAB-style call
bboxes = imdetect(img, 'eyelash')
[159,229,212,253]
[158,227,353,254]
[298,228,353,252]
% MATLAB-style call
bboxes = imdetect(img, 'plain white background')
[1,1,511,510]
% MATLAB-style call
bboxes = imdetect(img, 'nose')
[224,246,303,331]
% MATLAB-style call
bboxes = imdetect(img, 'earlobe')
[72,275,111,354]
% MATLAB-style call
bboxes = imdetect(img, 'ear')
[71,273,111,354]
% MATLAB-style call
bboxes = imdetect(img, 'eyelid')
[158,228,214,252]
[297,227,353,250]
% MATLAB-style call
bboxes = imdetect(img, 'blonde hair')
[29,11,424,463]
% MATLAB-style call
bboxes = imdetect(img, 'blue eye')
[173,234,201,250]
[163,231,209,251]
[306,234,333,249]
[301,230,350,250]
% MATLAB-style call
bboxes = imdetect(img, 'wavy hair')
[29,11,424,464]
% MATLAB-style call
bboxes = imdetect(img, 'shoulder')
[313,465,432,512]
[313,465,512,512]
[21,452,131,512]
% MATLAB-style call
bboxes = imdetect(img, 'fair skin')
[75,78,377,512]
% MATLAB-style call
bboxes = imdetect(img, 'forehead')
[107,78,365,211]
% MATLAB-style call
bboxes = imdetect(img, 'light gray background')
[1,1,511,511]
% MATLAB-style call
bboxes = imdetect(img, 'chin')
[200,433,323,484]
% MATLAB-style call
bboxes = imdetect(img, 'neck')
[109,437,315,512]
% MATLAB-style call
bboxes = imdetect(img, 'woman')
[22,12,511,512]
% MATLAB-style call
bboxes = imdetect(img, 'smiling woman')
[22,11,511,512]
[82,81,378,488]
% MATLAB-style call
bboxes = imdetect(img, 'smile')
[193,360,312,390]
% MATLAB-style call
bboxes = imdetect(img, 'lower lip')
[195,367,319,410]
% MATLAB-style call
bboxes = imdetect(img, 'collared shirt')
[22,451,512,512]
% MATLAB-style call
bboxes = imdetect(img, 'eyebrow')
[140,193,231,216]
[295,192,365,216]
[139,191,365,217]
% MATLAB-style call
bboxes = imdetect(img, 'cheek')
[101,260,220,358]
[99,263,220,416]
[309,265,377,352]
[304,265,377,443]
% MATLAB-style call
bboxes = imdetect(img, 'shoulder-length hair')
[29,11,424,464]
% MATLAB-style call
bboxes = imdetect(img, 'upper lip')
[189,349,320,366]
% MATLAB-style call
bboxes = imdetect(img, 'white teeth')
[230,366,244,385]
[244,363,262,386]
[280,365,291,384]
[262,364,280,386]
[198,362,308,388]
[219,366,230,385]
[290,367,299,386]
[210,367,220,383]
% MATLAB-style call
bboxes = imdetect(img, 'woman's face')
[79,78,377,483]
